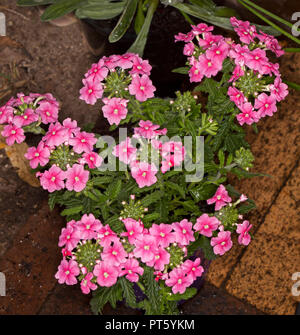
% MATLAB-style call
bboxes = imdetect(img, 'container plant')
[0,16,288,314]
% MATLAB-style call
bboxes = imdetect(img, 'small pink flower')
[65,164,89,192]
[134,120,165,139]
[55,259,80,285]
[133,234,157,263]
[40,165,65,192]
[25,142,50,169]
[58,226,80,251]
[102,241,127,266]
[181,258,204,281]
[82,152,103,169]
[77,214,102,240]
[198,32,222,50]
[236,102,260,126]
[119,258,144,282]
[69,131,97,154]
[0,105,14,124]
[146,247,170,271]
[165,267,194,294]
[102,97,128,125]
[1,124,25,146]
[93,261,119,287]
[121,218,143,244]
[197,54,222,78]
[43,122,68,147]
[206,41,230,66]
[130,56,152,76]
[97,224,119,248]
[37,101,59,124]
[112,137,137,164]
[254,93,277,117]
[80,76,103,105]
[183,42,195,56]
[207,185,232,211]
[228,87,245,107]
[149,223,175,248]
[269,77,288,102]
[63,118,80,137]
[194,214,220,237]
[86,63,109,81]
[128,75,156,102]
[229,65,245,82]
[211,231,233,255]
[175,31,194,43]
[236,220,252,246]
[245,48,268,73]
[13,108,38,127]
[80,272,97,294]
[130,161,158,188]
[191,23,213,35]
[240,194,248,202]
[189,61,204,83]
[172,219,195,246]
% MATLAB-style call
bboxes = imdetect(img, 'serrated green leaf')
[106,179,122,199]
[61,205,83,216]
[165,181,186,199]
[119,277,137,308]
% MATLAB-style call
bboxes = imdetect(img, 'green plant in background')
[17,0,278,56]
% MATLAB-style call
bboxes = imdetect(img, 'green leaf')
[76,2,125,20]
[119,277,137,308]
[167,287,197,301]
[127,0,158,56]
[48,192,59,210]
[165,181,186,199]
[109,0,138,43]
[134,0,145,35]
[188,235,216,260]
[142,191,164,207]
[143,267,161,314]
[172,67,189,74]
[61,205,83,216]
[239,201,256,214]
[106,179,122,199]
[190,183,217,201]
[143,212,160,224]
[90,284,122,315]
[231,168,268,180]
[92,176,114,186]
[41,0,85,21]
[17,0,57,6]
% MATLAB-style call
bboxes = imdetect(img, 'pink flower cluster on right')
[175,18,288,126]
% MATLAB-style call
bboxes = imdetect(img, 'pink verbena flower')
[79,76,103,105]
[37,101,59,124]
[172,219,195,246]
[207,184,232,211]
[65,164,89,192]
[269,77,288,102]
[198,32,222,50]
[82,152,103,169]
[134,120,166,139]
[175,31,194,43]
[146,247,170,271]
[257,30,284,57]
[121,218,143,244]
[13,108,38,127]
[236,102,260,126]
[80,272,97,294]
[228,87,245,107]
[197,54,222,78]
[77,214,102,240]
[40,165,65,192]
[194,214,220,237]
[230,17,257,44]
[0,105,14,124]
[128,75,156,102]
[86,62,109,81]
[183,42,195,56]
[93,261,119,287]
[63,118,80,137]
[189,61,204,83]
[211,231,233,256]
[181,258,204,281]
[165,267,193,294]
[149,223,175,248]
[25,142,50,169]
[55,259,80,285]
[133,234,157,263]
[206,41,230,66]
[130,161,158,188]
[119,258,144,282]
[102,241,127,266]
[58,226,80,250]
[112,137,137,164]
[254,93,277,117]
[245,48,268,73]
[97,224,119,248]
[1,124,25,146]
[130,57,152,76]
[43,122,68,147]
[236,220,252,246]
[102,97,128,125]
[191,23,213,35]
[69,131,97,154]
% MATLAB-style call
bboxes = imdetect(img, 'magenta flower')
[102,97,128,125]
[133,234,157,263]
[62,118,80,137]
[254,93,277,117]
[65,164,89,192]
[121,218,143,244]
[269,77,288,102]
[207,184,232,211]
[40,165,65,192]
[102,241,127,266]
[198,32,222,50]
[245,48,268,73]
[174,31,194,43]
[25,142,50,169]
[189,61,204,83]
[165,267,194,294]
[181,258,204,281]
[119,258,144,283]
[77,214,102,240]
[134,120,166,139]
[1,124,25,146]
[79,76,103,105]
[80,272,97,294]
[58,226,80,250]
[211,231,233,256]
[228,87,245,107]
[86,63,109,81]
[194,214,220,237]
[37,101,59,124]
[69,131,97,154]
[236,102,260,126]
[130,56,152,76]
[172,219,195,246]
[43,122,68,147]
[183,42,195,56]
[146,247,170,271]
[55,259,80,285]
[236,220,252,246]
[206,41,229,66]
[97,224,119,248]
[130,161,158,188]
[0,105,14,124]
[93,261,119,287]
[82,152,103,169]
[197,54,222,78]
[112,137,137,164]
[13,108,38,127]
[129,75,156,102]
[191,23,213,35]
[149,223,175,248]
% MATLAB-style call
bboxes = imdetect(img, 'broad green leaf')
[134,0,145,35]
[167,287,197,301]
[76,2,125,20]
[172,67,189,74]
[41,0,85,21]
[188,235,216,260]
[190,183,217,202]
[109,0,139,43]
[61,205,83,216]
[106,179,122,199]
[17,0,57,5]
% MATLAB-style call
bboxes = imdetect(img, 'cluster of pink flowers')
[175,18,288,126]
[113,120,185,188]
[0,93,59,146]
[25,118,102,193]
[80,53,156,125]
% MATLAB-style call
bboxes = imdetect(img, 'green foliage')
[90,284,123,314]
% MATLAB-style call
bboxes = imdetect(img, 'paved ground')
[0,1,299,315]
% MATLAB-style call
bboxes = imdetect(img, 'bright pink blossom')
[130,161,158,188]
[37,101,59,124]
[194,214,220,237]
[269,77,288,102]
[130,57,152,76]
[102,97,128,125]
[113,137,137,164]
[172,219,195,246]
[121,218,143,244]
[77,214,102,240]
[55,259,80,285]
[40,165,65,192]
[236,102,260,126]
[58,226,80,250]
[128,75,156,102]
[207,184,232,211]
[191,23,213,35]
[69,131,97,154]
[245,48,268,73]
[82,152,103,169]
[25,142,50,169]
[228,87,245,107]
[97,224,119,248]
[165,267,194,294]
[211,231,233,256]
[254,93,277,117]
[102,241,127,266]
[13,108,38,127]
[236,220,252,246]
[80,272,97,294]
[133,234,157,263]
[134,120,166,139]
[146,247,170,271]
[43,122,68,147]
[197,54,222,78]
[93,261,119,287]
[181,258,204,281]
[0,105,13,124]
[65,164,89,192]
[79,76,103,105]
[63,118,80,137]
[149,223,175,248]
[1,124,25,146]
[119,258,144,282]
